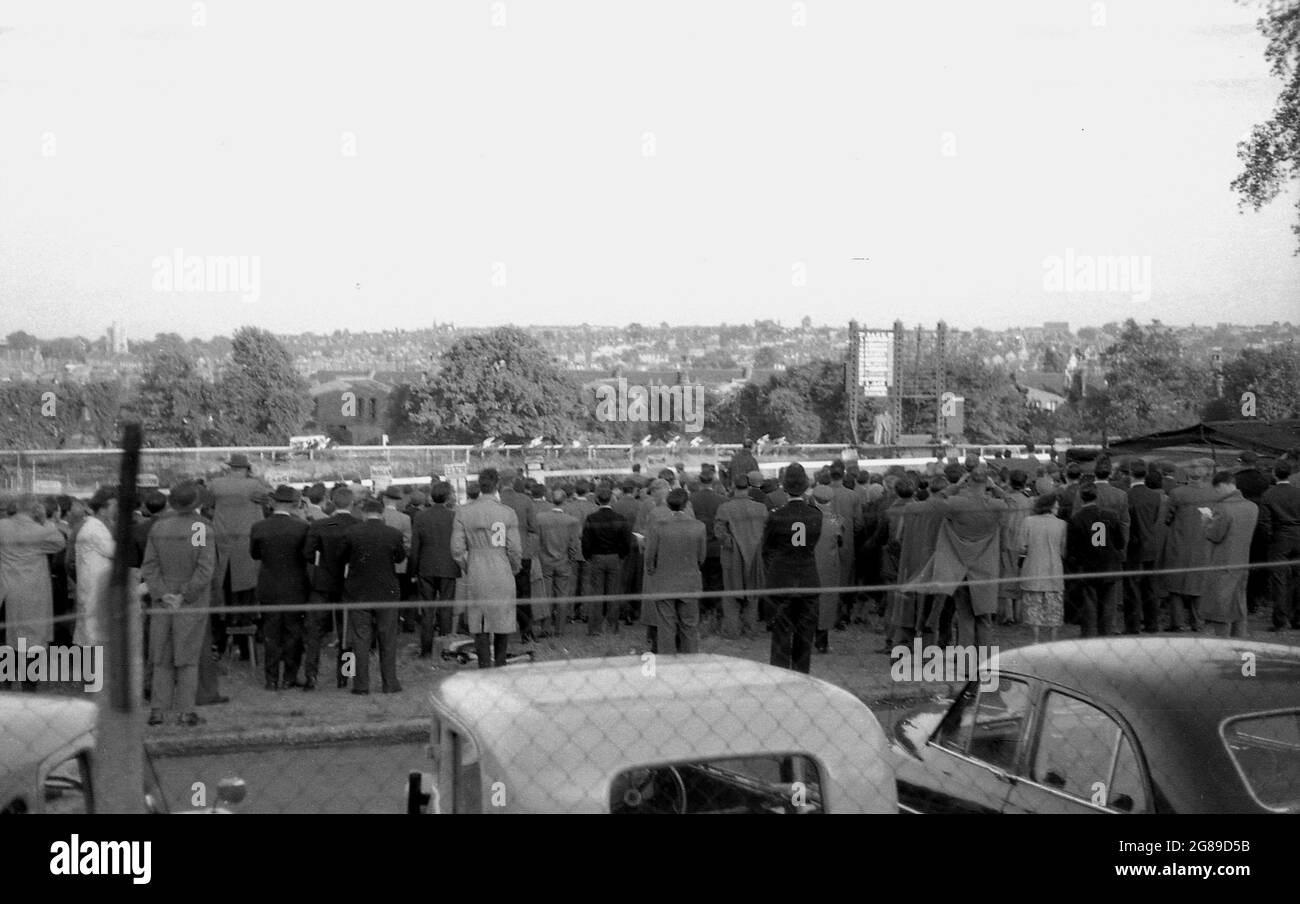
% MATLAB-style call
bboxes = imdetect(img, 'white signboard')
[369,465,393,493]
[444,462,469,505]
[854,329,894,398]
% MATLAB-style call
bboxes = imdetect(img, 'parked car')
[891,637,1300,813]
[407,654,898,813]
[0,694,245,814]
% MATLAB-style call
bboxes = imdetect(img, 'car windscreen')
[1221,709,1300,813]
[609,755,823,814]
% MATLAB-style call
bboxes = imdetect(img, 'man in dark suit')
[643,489,707,653]
[409,482,461,654]
[1067,484,1126,637]
[1261,462,1300,631]
[1124,461,1167,633]
[338,499,407,694]
[688,466,725,631]
[729,440,759,485]
[142,484,217,727]
[250,485,312,689]
[1234,451,1272,613]
[304,485,359,688]
[582,482,632,635]
[762,464,822,673]
[536,490,582,634]
[499,475,537,641]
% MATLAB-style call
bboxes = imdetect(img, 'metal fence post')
[92,423,144,813]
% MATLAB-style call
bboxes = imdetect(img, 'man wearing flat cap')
[250,485,312,689]
[762,463,822,673]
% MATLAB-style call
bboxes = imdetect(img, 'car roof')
[429,654,894,812]
[993,638,1300,722]
[0,695,98,790]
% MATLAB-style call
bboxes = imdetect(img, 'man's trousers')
[1077,578,1121,637]
[584,554,624,635]
[1123,562,1160,633]
[1268,533,1300,628]
[649,598,699,654]
[348,607,399,693]
[416,576,457,653]
[768,597,817,674]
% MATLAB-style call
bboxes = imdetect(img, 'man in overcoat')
[143,484,216,726]
[450,468,522,668]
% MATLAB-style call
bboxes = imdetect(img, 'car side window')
[936,678,1033,773]
[1032,692,1148,812]
[935,682,979,753]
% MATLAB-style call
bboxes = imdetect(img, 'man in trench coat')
[1202,471,1259,637]
[450,468,522,668]
[0,496,67,649]
[714,474,768,638]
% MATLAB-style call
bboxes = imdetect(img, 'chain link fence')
[1,438,1298,814]
[3,566,1299,814]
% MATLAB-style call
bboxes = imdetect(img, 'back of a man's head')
[595,485,613,505]
[429,484,449,506]
[1129,460,1147,480]
[1079,484,1098,504]
[1066,462,1082,482]
[477,468,499,496]
[1277,462,1293,481]
[332,487,355,510]
[943,463,964,484]
[307,483,327,505]
[550,488,567,506]
[667,488,688,511]
[143,489,167,515]
[1094,457,1112,480]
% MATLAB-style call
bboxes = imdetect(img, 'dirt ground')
[142,610,1299,739]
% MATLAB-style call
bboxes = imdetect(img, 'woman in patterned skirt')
[1017,492,1067,643]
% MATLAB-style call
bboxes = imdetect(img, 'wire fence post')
[93,422,144,813]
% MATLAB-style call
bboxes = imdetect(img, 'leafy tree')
[1040,345,1065,372]
[753,346,780,368]
[1093,319,1211,441]
[1220,343,1300,419]
[1232,0,1300,251]
[943,353,1029,443]
[40,338,86,362]
[4,330,39,351]
[132,344,220,446]
[213,327,311,444]
[765,386,822,441]
[404,327,585,443]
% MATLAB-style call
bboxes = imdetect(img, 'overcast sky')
[1,0,1297,341]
